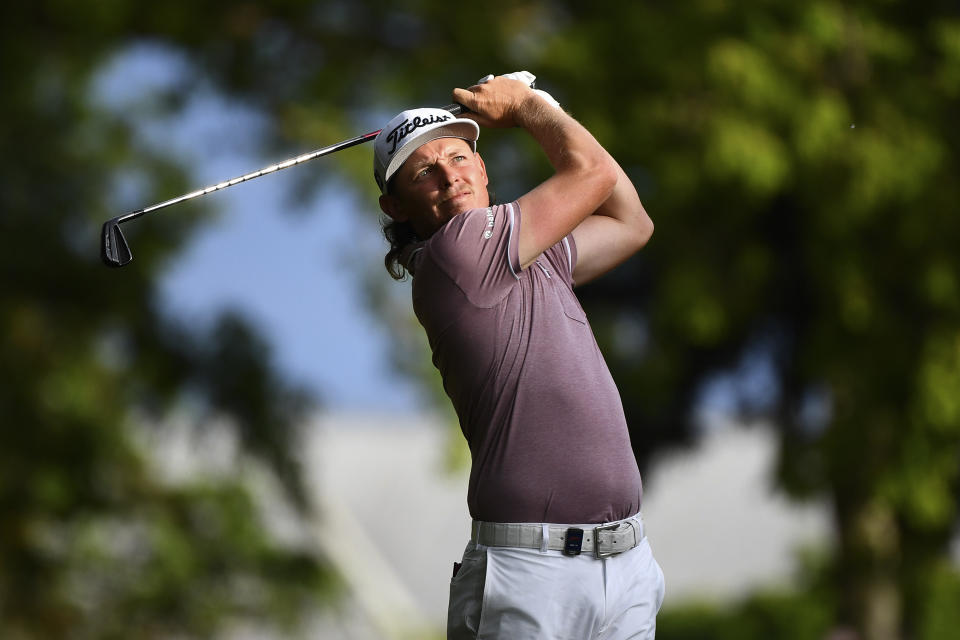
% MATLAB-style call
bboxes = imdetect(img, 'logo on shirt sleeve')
[484,208,494,239]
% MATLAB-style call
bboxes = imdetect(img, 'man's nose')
[436,161,459,185]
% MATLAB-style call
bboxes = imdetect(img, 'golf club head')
[101,220,132,267]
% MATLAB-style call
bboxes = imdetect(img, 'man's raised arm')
[570,161,653,286]
[453,76,619,270]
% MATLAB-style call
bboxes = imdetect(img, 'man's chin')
[444,194,490,216]
[440,201,477,218]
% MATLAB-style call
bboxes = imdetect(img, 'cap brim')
[382,119,479,191]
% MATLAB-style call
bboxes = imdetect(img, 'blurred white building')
[302,412,835,639]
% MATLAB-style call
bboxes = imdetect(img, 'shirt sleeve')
[425,203,522,308]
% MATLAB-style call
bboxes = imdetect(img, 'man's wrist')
[515,92,565,131]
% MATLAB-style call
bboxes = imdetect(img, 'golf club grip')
[443,103,469,116]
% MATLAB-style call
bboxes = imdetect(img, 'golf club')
[100,102,468,267]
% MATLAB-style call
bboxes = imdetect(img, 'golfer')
[373,72,663,639]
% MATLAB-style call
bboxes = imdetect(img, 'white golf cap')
[373,107,479,193]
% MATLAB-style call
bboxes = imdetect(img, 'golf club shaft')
[115,103,466,226]
[102,102,471,267]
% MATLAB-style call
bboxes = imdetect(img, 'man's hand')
[452,74,542,129]
[454,71,562,129]
[476,71,560,107]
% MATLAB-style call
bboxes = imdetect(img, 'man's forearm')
[514,96,617,185]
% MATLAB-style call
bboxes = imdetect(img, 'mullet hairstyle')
[382,217,418,281]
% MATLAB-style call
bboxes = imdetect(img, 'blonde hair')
[382,218,418,281]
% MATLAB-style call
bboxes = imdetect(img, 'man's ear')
[475,152,491,206]
[379,194,407,222]
[476,152,488,187]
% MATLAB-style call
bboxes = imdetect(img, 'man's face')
[379,137,489,239]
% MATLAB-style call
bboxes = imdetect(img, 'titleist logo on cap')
[385,113,452,155]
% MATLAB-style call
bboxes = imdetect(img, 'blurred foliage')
[3,0,959,638]
[657,591,833,640]
[0,2,340,637]
[657,562,960,640]
[551,4,960,638]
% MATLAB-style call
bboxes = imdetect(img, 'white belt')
[470,515,644,558]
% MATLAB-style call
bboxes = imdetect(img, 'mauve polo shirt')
[406,202,642,524]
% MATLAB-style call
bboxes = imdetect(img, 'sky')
[95,43,424,414]
[156,156,424,413]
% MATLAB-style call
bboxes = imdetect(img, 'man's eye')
[417,167,431,178]
[453,155,466,162]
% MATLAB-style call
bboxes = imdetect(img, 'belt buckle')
[594,523,621,559]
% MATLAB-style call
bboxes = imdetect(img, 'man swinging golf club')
[374,72,663,639]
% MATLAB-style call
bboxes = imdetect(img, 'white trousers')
[447,530,665,639]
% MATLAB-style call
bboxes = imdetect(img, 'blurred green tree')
[5,0,957,638]
[0,2,341,637]
[544,2,960,639]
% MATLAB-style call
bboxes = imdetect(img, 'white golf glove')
[476,71,561,110]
